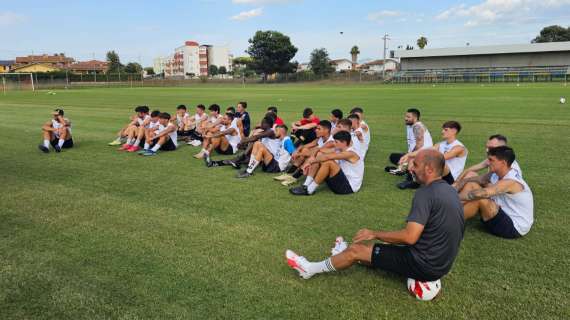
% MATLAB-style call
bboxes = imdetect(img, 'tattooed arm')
[460,179,522,201]
[412,123,425,151]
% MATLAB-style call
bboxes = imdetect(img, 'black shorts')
[442,173,455,185]
[188,129,203,141]
[389,153,405,165]
[325,170,354,194]
[371,244,441,282]
[178,130,192,137]
[294,129,317,145]
[216,144,234,155]
[50,138,74,149]
[152,138,176,151]
[482,208,521,239]
[262,158,281,173]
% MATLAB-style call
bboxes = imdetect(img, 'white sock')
[134,139,141,146]
[58,139,65,148]
[204,150,210,156]
[304,176,314,186]
[246,158,260,174]
[151,144,161,152]
[126,138,134,145]
[307,181,318,194]
[307,258,336,274]
[143,142,150,150]
[43,140,50,148]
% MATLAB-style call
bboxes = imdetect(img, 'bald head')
[415,149,445,178]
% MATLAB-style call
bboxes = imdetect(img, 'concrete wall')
[401,51,570,70]
[207,47,231,71]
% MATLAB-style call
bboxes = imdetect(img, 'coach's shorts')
[50,138,74,149]
[371,244,442,282]
[442,173,455,185]
[216,144,234,155]
[262,158,281,173]
[325,170,354,195]
[152,138,176,151]
[482,208,521,239]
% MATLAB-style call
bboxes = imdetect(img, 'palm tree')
[417,36,428,49]
[350,46,360,69]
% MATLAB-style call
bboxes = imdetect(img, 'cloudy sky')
[2,0,570,66]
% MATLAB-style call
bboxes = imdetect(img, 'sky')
[1,0,570,66]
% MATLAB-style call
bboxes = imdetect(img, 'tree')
[309,48,335,77]
[532,25,570,43]
[106,51,123,73]
[218,66,227,78]
[209,65,219,77]
[246,30,298,80]
[144,67,155,75]
[350,46,360,66]
[417,36,428,49]
[124,62,142,74]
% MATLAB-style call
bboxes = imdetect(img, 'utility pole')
[382,33,390,80]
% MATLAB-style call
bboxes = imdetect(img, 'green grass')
[0,83,569,319]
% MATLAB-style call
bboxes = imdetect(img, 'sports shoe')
[127,145,141,152]
[38,145,50,153]
[389,168,406,176]
[119,144,132,151]
[331,236,348,256]
[142,150,157,156]
[137,149,149,155]
[225,159,241,170]
[273,173,292,181]
[285,250,314,280]
[204,155,213,167]
[281,176,298,186]
[397,180,420,190]
[384,166,397,172]
[236,171,252,179]
[193,151,205,159]
[189,140,202,147]
[289,185,311,196]
[53,144,61,153]
[108,139,122,146]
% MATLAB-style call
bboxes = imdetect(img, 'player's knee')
[346,243,368,261]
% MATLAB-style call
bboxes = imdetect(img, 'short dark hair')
[226,106,236,113]
[267,106,278,114]
[347,113,360,121]
[489,134,508,144]
[238,101,247,109]
[338,119,353,129]
[488,146,516,166]
[159,112,171,120]
[350,107,364,114]
[135,105,149,113]
[226,112,236,120]
[276,124,288,132]
[196,104,206,111]
[318,120,332,131]
[407,108,421,119]
[331,109,343,119]
[150,110,161,117]
[333,130,351,144]
[177,105,187,111]
[264,111,277,122]
[54,108,64,116]
[302,107,313,118]
[442,121,462,133]
[209,104,220,113]
[262,116,275,127]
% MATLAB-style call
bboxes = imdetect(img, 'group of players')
[38,103,534,300]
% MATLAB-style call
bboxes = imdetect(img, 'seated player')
[349,107,370,140]
[398,121,467,189]
[186,104,209,146]
[124,110,161,153]
[140,113,178,156]
[237,124,295,178]
[223,116,277,169]
[236,101,251,137]
[267,106,284,126]
[174,105,191,139]
[454,134,522,186]
[38,108,73,153]
[289,131,364,196]
[347,113,369,159]
[291,107,320,146]
[275,120,335,186]
[109,105,149,146]
[199,112,242,163]
[458,146,533,239]
[330,108,343,132]
[285,149,464,296]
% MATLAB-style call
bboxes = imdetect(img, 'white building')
[207,46,232,73]
[156,41,233,79]
[330,59,353,72]
[153,56,169,75]
[360,58,399,74]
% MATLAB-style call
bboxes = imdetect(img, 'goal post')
[0,73,35,93]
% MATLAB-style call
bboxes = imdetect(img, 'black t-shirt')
[236,111,251,137]
[407,179,465,278]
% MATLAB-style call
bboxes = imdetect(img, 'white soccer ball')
[560,97,566,104]
[407,278,441,301]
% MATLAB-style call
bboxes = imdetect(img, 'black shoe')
[286,165,298,174]
[397,180,420,190]
[204,156,212,167]
[384,166,397,172]
[38,145,49,153]
[237,171,252,179]
[53,144,62,153]
[289,185,311,196]
[226,160,241,170]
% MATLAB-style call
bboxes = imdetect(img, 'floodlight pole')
[382,33,390,80]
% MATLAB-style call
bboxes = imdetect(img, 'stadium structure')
[392,41,570,83]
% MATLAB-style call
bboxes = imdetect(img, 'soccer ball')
[561,97,566,104]
[407,278,441,301]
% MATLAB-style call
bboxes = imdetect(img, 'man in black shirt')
[236,101,251,137]
[286,149,464,283]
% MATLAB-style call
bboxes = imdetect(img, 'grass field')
[0,83,569,319]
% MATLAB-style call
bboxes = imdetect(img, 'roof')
[68,60,109,71]
[11,63,61,72]
[15,54,74,64]
[330,59,352,65]
[0,60,14,66]
[394,41,570,59]
[361,58,399,66]
[185,41,199,46]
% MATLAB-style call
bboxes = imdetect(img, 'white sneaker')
[193,151,205,159]
[331,236,348,256]
[285,250,314,279]
[281,176,298,186]
[190,140,202,147]
[273,173,291,181]
[186,140,196,145]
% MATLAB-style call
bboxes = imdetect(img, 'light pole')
[382,33,390,80]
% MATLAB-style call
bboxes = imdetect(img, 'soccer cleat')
[108,139,122,146]
[225,160,241,170]
[53,144,62,153]
[285,250,314,279]
[193,151,205,159]
[289,185,311,196]
[389,168,406,176]
[137,149,149,155]
[142,150,157,156]
[38,145,50,153]
[384,166,397,172]
[281,176,298,186]
[331,237,348,256]
[127,145,141,152]
[273,173,292,181]
[397,180,420,190]
[119,144,132,151]
[236,171,252,179]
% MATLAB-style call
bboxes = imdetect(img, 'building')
[207,46,232,74]
[0,60,14,73]
[15,54,74,69]
[393,42,570,71]
[153,56,169,75]
[330,59,353,72]
[359,58,399,74]
[68,60,109,74]
[297,63,310,72]
[156,41,233,79]
[11,63,60,73]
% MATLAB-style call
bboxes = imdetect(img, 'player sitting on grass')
[186,104,209,146]
[135,110,161,154]
[175,105,191,139]
[457,146,533,239]
[109,105,149,146]
[286,149,464,299]
[349,107,370,142]
[236,101,251,137]
[275,120,335,186]
[223,115,277,169]
[398,121,467,189]
[454,134,522,186]
[330,108,343,132]
[347,113,369,159]
[199,112,242,165]
[140,112,178,156]
[237,124,295,178]
[123,110,161,153]
[38,108,74,153]
[289,130,364,196]
[291,107,320,146]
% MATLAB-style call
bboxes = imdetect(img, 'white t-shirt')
[274,136,294,171]
[491,168,534,235]
[406,121,433,153]
[221,118,241,153]
[52,118,71,137]
[317,134,334,148]
[156,123,178,147]
[490,160,522,184]
[438,139,467,180]
[136,115,150,126]
[338,146,365,192]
